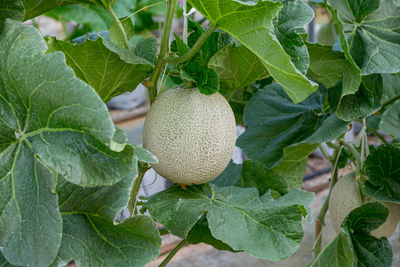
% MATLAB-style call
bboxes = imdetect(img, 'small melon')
[143,87,236,185]
[329,172,400,238]
[329,172,362,233]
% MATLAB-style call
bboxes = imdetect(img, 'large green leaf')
[208,44,269,90]
[364,145,400,204]
[56,168,136,220]
[0,0,24,28]
[52,168,161,267]
[46,37,152,103]
[0,253,14,267]
[325,2,361,96]
[381,73,400,104]
[46,4,112,30]
[327,0,400,75]
[306,42,345,88]
[380,100,400,138]
[45,0,136,30]
[187,219,239,252]
[271,144,317,190]
[0,151,62,267]
[212,160,289,195]
[53,215,161,267]
[310,232,353,267]
[0,20,133,265]
[145,184,313,261]
[187,0,318,103]
[335,74,383,121]
[342,202,392,267]
[273,0,314,75]
[22,0,115,19]
[237,83,349,167]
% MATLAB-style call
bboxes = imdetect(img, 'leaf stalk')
[164,24,218,65]
[107,5,130,49]
[128,163,149,215]
[159,239,187,267]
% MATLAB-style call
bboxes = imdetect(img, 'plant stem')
[148,0,177,104]
[159,239,187,267]
[128,164,149,215]
[314,144,343,257]
[319,144,331,161]
[107,5,130,49]
[341,140,362,170]
[326,141,340,150]
[164,24,218,65]
[365,123,387,144]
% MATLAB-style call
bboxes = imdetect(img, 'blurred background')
[25,1,399,266]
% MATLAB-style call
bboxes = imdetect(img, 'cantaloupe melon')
[329,172,362,233]
[143,87,236,185]
[329,172,400,238]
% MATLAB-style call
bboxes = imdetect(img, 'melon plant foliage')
[0,0,400,266]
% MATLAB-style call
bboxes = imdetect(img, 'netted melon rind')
[143,87,236,185]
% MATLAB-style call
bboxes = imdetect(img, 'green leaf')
[212,160,289,196]
[56,167,136,221]
[0,151,62,267]
[0,253,15,267]
[317,22,338,46]
[187,220,239,252]
[145,184,314,261]
[45,4,111,30]
[306,42,345,88]
[327,0,400,75]
[187,0,318,103]
[273,0,314,74]
[336,74,383,121]
[342,202,392,267]
[132,144,158,164]
[31,131,135,187]
[171,31,224,95]
[380,100,400,138]
[53,215,161,267]
[23,0,116,19]
[109,16,135,47]
[271,144,317,190]
[45,37,152,103]
[53,169,161,267]
[0,20,132,265]
[309,232,353,267]
[208,44,269,90]
[364,145,400,203]
[134,37,158,64]
[237,83,349,167]
[381,73,400,104]
[0,0,24,29]
[325,1,362,96]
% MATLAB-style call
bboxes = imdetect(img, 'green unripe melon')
[371,202,400,238]
[143,87,236,185]
[329,172,400,238]
[329,172,362,233]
